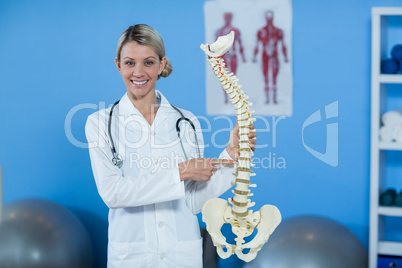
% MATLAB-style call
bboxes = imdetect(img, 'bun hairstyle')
[116,24,172,79]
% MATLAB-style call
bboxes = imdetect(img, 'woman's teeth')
[132,80,147,85]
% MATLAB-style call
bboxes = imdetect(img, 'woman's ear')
[159,57,167,75]
[115,57,121,72]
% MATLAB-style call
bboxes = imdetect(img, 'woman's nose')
[133,64,146,77]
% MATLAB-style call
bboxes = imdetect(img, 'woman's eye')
[126,61,134,66]
[145,61,154,66]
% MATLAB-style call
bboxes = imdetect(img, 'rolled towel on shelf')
[395,191,402,207]
[379,125,402,142]
[381,59,399,74]
[382,110,402,126]
[380,126,395,142]
[380,188,397,206]
[391,44,402,61]
[394,126,402,143]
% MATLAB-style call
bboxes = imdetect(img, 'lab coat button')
[158,222,164,228]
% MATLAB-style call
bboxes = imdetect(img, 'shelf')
[373,7,402,16]
[370,7,402,268]
[378,241,402,256]
[379,142,402,150]
[379,74,402,84]
[378,206,402,217]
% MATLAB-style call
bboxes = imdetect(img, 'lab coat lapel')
[152,90,169,129]
[118,93,141,117]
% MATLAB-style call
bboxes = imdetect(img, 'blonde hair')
[116,24,173,79]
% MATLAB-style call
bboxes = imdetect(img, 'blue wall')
[2,0,402,267]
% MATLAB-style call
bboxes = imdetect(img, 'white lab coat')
[85,90,235,268]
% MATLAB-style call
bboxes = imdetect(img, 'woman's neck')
[127,90,159,125]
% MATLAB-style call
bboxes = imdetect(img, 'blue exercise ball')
[0,199,94,268]
[244,215,368,268]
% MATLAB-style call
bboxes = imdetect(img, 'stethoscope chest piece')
[112,153,123,168]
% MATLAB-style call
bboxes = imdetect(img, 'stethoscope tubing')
[108,101,123,168]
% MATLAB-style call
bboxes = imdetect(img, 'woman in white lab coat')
[85,24,256,268]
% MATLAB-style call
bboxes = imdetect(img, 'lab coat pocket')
[176,238,203,268]
[108,241,149,268]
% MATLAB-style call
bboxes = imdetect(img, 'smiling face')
[115,41,166,101]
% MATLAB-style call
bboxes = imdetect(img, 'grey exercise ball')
[244,215,368,268]
[0,198,93,268]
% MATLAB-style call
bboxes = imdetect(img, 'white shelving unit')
[370,7,402,268]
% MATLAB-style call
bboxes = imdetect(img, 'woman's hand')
[226,123,257,160]
[178,158,236,182]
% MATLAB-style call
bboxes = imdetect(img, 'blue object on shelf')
[378,255,402,268]
[382,59,399,74]
[380,188,397,206]
[392,44,402,61]
[395,191,402,207]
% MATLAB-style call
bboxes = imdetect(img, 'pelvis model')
[200,31,281,262]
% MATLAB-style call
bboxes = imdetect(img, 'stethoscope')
[108,100,201,168]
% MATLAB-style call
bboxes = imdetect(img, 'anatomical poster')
[204,0,293,116]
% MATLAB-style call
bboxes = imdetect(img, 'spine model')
[200,31,281,262]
